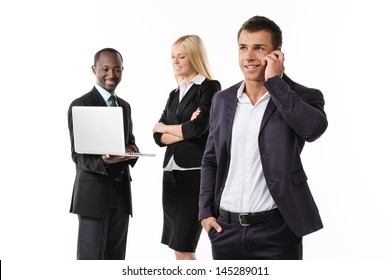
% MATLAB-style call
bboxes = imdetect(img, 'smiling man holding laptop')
[67,48,139,260]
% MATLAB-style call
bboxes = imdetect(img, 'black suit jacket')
[68,87,138,218]
[199,74,328,237]
[153,79,221,168]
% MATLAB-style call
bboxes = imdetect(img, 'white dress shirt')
[220,82,277,213]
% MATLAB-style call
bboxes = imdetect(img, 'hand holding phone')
[262,49,285,81]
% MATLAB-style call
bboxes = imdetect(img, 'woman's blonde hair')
[173,35,213,82]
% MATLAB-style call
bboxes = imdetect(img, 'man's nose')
[245,49,256,61]
[107,69,115,78]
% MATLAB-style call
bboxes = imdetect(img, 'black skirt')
[161,170,202,252]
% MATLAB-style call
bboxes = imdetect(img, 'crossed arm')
[153,108,200,145]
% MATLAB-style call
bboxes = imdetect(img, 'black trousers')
[77,183,130,260]
[208,214,302,260]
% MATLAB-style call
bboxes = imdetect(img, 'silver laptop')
[72,106,155,157]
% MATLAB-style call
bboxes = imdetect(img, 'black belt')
[219,208,282,227]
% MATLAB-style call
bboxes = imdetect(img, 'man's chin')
[104,85,116,92]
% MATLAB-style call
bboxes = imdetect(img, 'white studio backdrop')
[0,0,389,276]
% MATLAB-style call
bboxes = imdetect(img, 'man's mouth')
[106,79,116,86]
[245,65,259,69]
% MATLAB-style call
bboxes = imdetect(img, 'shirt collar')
[237,81,270,105]
[177,73,206,91]
[95,83,117,103]
[191,73,206,85]
[237,81,246,99]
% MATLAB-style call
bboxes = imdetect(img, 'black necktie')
[109,95,118,107]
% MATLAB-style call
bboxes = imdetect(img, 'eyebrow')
[100,64,122,68]
[239,43,267,48]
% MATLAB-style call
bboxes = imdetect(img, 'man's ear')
[91,65,96,74]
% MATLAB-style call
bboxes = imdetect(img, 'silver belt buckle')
[238,213,250,227]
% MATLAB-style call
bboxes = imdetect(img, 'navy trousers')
[208,214,302,260]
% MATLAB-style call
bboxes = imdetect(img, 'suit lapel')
[225,85,239,154]
[90,87,108,106]
[119,100,129,142]
[259,99,276,135]
[172,89,180,117]
[176,84,199,117]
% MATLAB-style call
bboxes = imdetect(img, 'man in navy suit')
[68,48,139,259]
[199,16,328,259]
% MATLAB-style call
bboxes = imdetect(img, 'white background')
[1,0,389,278]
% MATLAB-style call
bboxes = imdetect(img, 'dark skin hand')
[102,145,139,164]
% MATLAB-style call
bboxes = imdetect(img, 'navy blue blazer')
[154,79,221,168]
[199,74,328,237]
[68,87,138,218]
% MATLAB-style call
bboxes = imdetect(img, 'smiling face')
[92,51,123,92]
[171,43,198,83]
[238,29,275,83]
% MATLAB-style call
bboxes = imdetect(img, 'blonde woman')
[153,35,221,260]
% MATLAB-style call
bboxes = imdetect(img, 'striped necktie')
[109,95,118,107]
